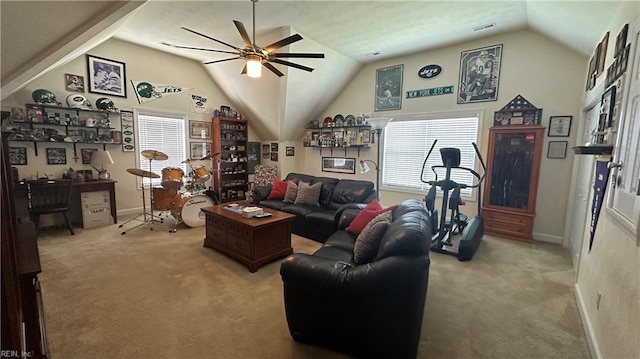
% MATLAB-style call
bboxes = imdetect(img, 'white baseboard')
[533,232,563,244]
[574,283,601,359]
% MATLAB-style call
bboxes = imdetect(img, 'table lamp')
[91,150,114,180]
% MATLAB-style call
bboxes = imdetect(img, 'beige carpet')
[36,217,589,358]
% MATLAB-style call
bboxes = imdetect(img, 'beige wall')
[575,2,640,358]
[1,38,261,215]
[299,29,587,244]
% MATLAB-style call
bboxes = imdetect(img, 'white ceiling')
[114,0,620,65]
[1,1,626,140]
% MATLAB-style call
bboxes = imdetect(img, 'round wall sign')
[418,64,442,79]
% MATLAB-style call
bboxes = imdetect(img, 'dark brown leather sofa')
[279,199,431,358]
[251,172,376,242]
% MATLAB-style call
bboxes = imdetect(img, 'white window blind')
[137,113,187,187]
[382,116,479,196]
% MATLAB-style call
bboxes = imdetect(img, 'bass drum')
[170,194,214,227]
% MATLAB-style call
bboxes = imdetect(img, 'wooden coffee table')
[202,204,295,272]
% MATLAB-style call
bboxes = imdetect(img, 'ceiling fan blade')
[263,34,303,53]
[204,57,242,65]
[263,62,284,77]
[181,26,241,51]
[241,64,247,75]
[161,42,239,55]
[270,53,325,59]
[233,20,253,49]
[270,59,314,72]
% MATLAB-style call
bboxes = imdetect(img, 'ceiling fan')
[162,0,325,78]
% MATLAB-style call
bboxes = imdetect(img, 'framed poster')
[271,142,278,152]
[46,148,67,165]
[548,116,572,137]
[87,54,127,97]
[375,64,403,111]
[458,44,502,103]
[9,147,27,165]
[270,152,278,161]
[322,157,356,174]
[262,144,270,154]
[189,120,212,140]
[547,141,568,159]
[286,146,295,156]
[81,148,98,165]
[190,142,211,160]
[65,73,85,93]
[247,142,260,174]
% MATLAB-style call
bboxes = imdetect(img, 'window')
[382,111,481,197]
[136,112,187,187]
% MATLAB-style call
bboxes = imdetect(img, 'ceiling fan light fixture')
[246,54,262,78]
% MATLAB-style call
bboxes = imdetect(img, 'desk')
[15,179,117,225]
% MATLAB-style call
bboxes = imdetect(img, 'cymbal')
[141,150,168,161]
[200,152,221,161]
[127,168,160,178]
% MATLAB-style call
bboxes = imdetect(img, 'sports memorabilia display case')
[482,126,545,242]
[211,116,249,203]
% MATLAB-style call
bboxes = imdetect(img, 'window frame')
[380,109,484,201]
[135,109,188,188]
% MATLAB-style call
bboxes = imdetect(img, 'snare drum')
[170,193,214,227]
[161,167,184,189]
[152,187,178,211]
[192,166,210,183]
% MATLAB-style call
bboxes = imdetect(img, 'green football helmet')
[32,89,61,106]
[136,82,160,99]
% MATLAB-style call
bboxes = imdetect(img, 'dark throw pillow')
[294,181,322,207]
[282,180,299,203]
[353,211,392,264]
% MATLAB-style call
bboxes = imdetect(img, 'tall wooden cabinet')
[211,117,249,203]
[482,126,545,242]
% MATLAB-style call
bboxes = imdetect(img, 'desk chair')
[27,179,74,235]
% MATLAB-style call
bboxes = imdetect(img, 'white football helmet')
[66,94,92,110]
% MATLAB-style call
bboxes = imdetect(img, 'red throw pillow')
[346,200,396,235]
[268,178,298,200]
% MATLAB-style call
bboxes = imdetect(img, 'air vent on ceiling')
[473,22,496,32]
[365,52,381,57]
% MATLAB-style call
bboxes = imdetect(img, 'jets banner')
[190,93,209,113]
[131,80,191,104]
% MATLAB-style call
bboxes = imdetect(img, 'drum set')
[119,149,218,234]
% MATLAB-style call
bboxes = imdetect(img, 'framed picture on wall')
[547,141,568,159]
[548,116,572,137]
[189,120,212,140]
[322,157,356,174]
[9,147,27,165]
[46,148,67,165]
[458,44,502,103]
[190,142,211,160]
[81,148,98,165]
[65,73,85,93]
[87,54,127,97]
[374,64,403,111]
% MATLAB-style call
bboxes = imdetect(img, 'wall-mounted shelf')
[303,125,372,156]
[6,104,122,157]
[572,145,613,155]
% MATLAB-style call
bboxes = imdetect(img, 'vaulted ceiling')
[1,1,623,140]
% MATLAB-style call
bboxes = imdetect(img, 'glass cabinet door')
[488,132,537,208]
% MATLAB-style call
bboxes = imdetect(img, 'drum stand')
[120,160,165,235]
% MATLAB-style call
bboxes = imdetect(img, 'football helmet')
[136,82,161,99]
[32,89,61,106]
[95,97,119,112]
[66,94,92,110]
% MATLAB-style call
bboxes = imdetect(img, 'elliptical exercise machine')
[420,140,486,261]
